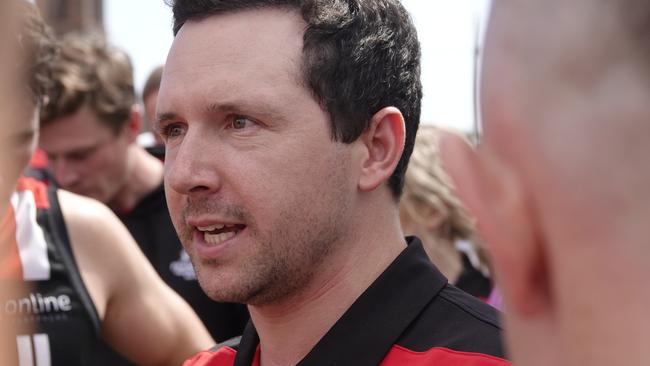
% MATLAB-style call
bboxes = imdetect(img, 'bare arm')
[58,190,214,365]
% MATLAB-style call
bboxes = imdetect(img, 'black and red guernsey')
[1,177,102,365]
[184,237,509,366]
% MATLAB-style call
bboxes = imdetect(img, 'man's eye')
[163,124,186,138]
[169,125,184,136]
[232,116,253,130]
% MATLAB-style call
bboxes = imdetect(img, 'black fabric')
[233,237,505,365]
[397,285,504,355]
[46,185,101,334]
[145,144,166,161]
[118,184,249,342]
[210,336,243,353]
[47,186,132,365]
[455,253,493,299]
[234,322,260,366]
[23,166,56,187]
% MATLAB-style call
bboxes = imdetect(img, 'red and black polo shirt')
[184,237,509,365]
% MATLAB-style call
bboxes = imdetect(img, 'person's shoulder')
[395,284,507,362]
[57,189,115,225]
[182,337,242,366]
[382,346,509,366]
[437,284,502,329]
[56,189,144,268]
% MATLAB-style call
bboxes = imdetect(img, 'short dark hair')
[16,0,58,106]
[167,0,422,199]
[40,34,135,135]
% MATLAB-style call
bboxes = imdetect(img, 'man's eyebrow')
[205,99,255,115]
[154,112,181,127]
[205,100,286,122]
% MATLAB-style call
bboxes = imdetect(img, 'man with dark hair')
[442,0,650,365]
[37,34,249,348]
[157,1,508,365]
[1,1,215,365]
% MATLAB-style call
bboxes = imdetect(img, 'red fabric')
[380,345,510,365]
[29,148,49,169]
[0,205,22,280]
[181,345,260,366]
[16,176,49,209]
[183,347,237,366]
[182,344,508,366]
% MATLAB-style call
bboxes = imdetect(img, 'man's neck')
[420,235,462,283]
[250,216,406,366]
[108,146,163,213]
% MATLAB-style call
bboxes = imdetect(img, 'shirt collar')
[235,236,447,366]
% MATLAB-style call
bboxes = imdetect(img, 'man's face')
[39,105,131,204]
[158,8,356,306]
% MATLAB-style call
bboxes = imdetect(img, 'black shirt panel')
[117,184,249,342]
[396,284,505,357]
[296,238,446,366]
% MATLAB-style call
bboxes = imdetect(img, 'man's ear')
[123,105,142,143]
[358,107,405,192]
[440,132,551,317]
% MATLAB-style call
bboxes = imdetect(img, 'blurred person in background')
[137,65,166,160]
[0,0,33,363]
[38,34,249,348]
[400,125,492,300]
[0,2,214,365]
[443,0,650,365]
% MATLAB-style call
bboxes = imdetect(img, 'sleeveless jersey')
[0,177,102,365]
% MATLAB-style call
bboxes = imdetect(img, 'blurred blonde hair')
[401,125,476,242]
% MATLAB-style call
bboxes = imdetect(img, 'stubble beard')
[178,193,350,307]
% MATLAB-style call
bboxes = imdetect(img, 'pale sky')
[104,1,491,132]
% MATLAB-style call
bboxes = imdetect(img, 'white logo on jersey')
[4,293,72,316]
[170,250,197,281]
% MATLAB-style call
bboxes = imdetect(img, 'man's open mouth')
[196,224,246,245]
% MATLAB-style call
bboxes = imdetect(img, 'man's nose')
[51,158,81,189]
[165,131,223,198]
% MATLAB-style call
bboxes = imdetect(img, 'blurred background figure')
[400,125,492,300]
[1,2,214,365]
[443,0,650,365]
[37,34,249,356]
[0,0,35,363]
[137,65,166,160]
